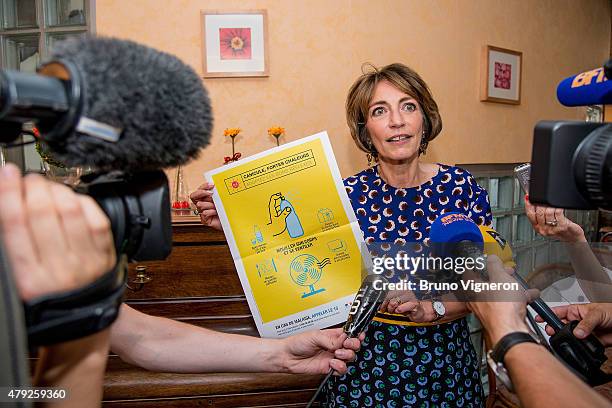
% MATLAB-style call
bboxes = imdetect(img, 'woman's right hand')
[190,183,223,231]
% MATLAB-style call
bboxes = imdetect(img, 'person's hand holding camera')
[0,164,115,300]
[0,163,116,407]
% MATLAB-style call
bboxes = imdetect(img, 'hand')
[536,303,612,346]
[525,195,586,243]
[381,290,437,322]
[465,255,538,344]
[267,192,291,236]
[0,164,116,301]
[280,328,364,375]
[190,182,223,231]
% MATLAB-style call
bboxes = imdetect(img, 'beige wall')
[95,0,610,190]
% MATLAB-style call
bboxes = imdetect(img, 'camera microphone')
[0,36,213,172]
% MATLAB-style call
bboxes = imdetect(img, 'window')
[0,0,94,171]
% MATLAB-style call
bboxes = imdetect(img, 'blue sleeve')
[466,172,492,227]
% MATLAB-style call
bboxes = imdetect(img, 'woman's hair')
[346,63,442,156]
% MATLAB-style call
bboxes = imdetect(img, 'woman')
[324,63,490,407]
[191,63,491,407]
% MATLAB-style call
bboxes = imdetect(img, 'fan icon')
[289,254,330,298]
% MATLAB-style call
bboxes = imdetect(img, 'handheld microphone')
[306,274,389,408]
[556,63,612,107]
[430,213,610,385]
[0,36,213,171]
[430,214,562,324]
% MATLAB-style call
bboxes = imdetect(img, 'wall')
[95,0,610,190]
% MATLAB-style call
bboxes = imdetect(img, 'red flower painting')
[219,28,252,60]
[494,62,512,89]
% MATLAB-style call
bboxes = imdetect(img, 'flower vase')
[171,165,192,216]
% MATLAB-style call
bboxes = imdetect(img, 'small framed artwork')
[480,45,522,104]
[201,10,269,78]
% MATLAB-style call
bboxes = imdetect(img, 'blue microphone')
[556,66,612,107]
[429,213,483,259]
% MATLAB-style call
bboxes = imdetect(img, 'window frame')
[0,0,95,171]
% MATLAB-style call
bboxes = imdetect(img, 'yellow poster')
[206,132,367,338]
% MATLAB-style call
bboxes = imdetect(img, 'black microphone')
[0,36,213,172]
[306,274,389,408]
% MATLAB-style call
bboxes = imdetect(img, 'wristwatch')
[431,299,446,321]
[487,332,539,392]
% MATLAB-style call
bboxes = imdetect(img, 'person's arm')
[0,164,116,407]
[525,196,612,301]
[484,315,611,408]
[111,304,361,375]
[34,330,110,407]
[468,256,611,408]
[383,290,470,323]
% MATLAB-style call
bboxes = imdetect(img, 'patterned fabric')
[324,164,492,408]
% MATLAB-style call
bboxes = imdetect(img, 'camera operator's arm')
[0,164,116,407]
[190,183,223,231]
[525,196,611,302]
[111,304,361,375]
[466,256,610,408]
[537,303,612,346]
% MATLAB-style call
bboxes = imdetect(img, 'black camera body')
[530,121,612,210]
[76,170,172,261]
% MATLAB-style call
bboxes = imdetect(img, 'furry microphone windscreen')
[42,36,213,171]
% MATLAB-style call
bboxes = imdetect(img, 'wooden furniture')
[102,215,324,407]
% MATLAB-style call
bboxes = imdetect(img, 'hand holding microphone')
[306,274,389,407]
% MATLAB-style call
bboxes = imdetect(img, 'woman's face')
[365,80,424,162]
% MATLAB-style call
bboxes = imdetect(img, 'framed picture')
[480,45,522,104]
[201,10,269,78]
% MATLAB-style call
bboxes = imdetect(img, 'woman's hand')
[382,290,437,322]
[190,182,223,231]
[525,195,586,243]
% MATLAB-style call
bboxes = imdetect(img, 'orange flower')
[267,126,285,137]
[224,127,242,137]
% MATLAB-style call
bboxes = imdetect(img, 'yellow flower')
[224,127,241,137]
[267,126,285,137]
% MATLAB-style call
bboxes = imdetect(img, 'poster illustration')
[206,132,367,338]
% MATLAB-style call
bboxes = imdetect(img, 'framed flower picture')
[201,10,269,78]
[480,45,522,104]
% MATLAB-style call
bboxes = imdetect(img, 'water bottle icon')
[280,198,304,238]
[254,225,263,243]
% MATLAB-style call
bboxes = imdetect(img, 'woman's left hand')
[524,195,586,243]
[382,291,437,322]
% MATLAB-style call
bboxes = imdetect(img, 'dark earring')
[418,131,428,156]
[367,153,377,167]
[359,122,377,167]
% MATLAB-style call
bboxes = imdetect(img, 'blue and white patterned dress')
[325,164,492,408]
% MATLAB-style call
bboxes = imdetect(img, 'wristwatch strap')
[492,332,538,364]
